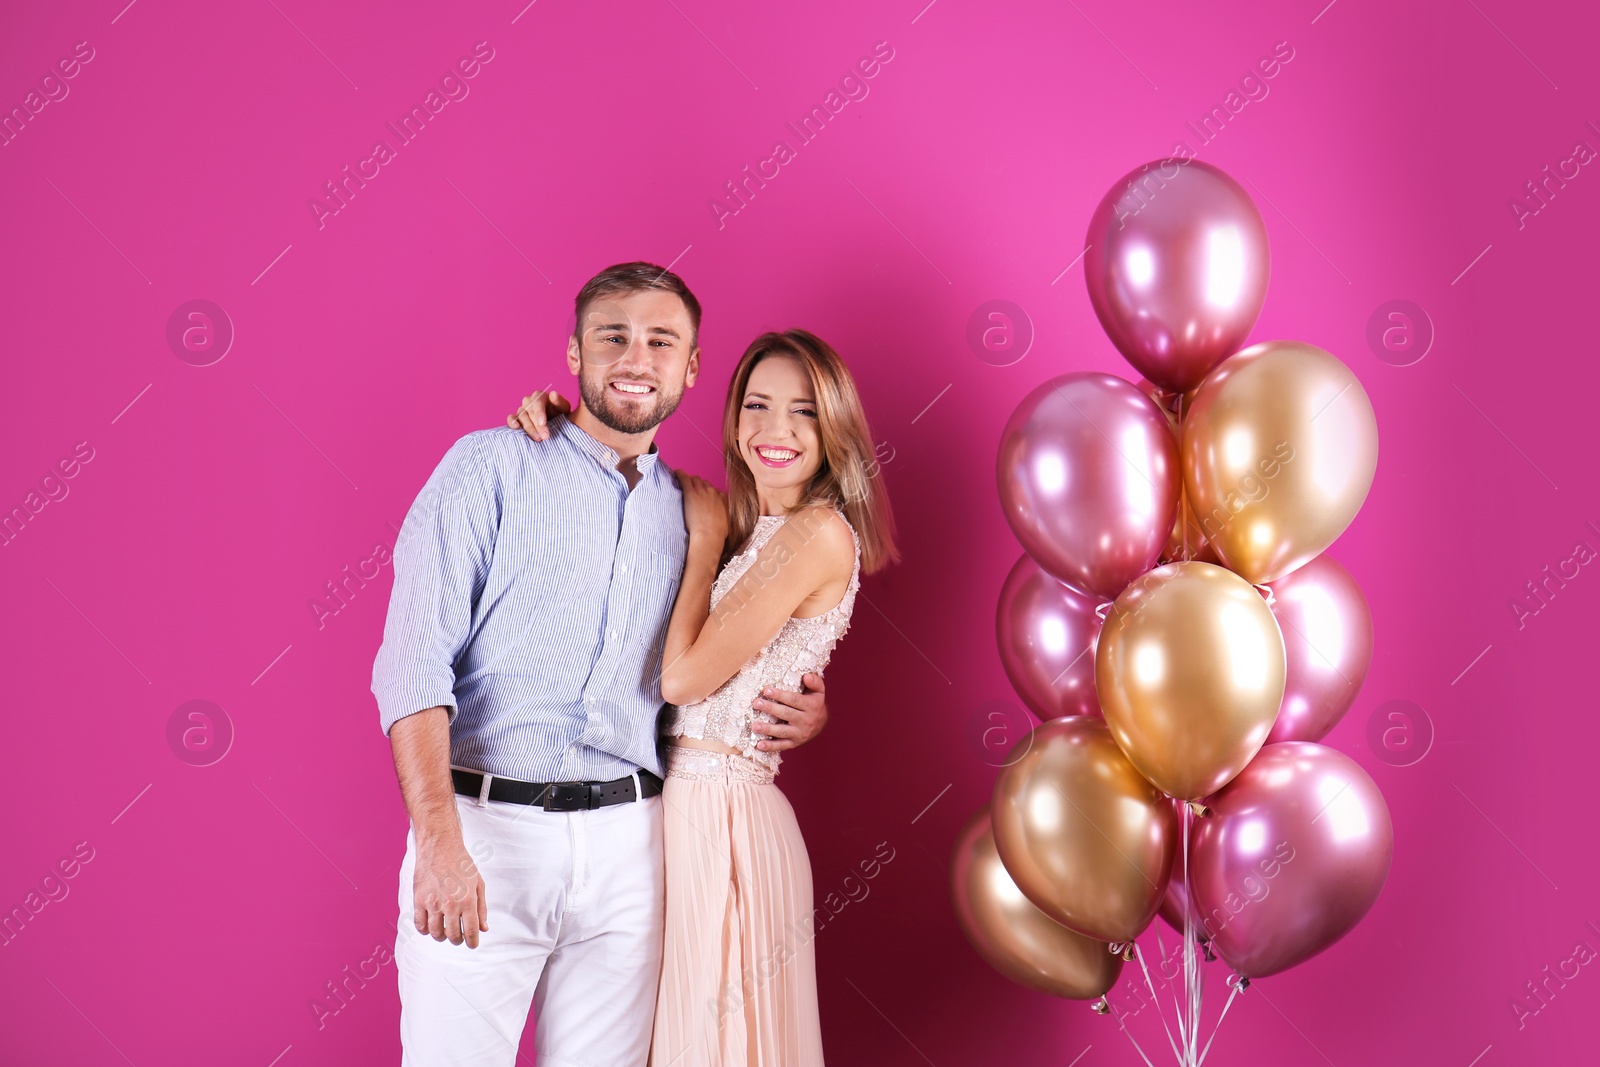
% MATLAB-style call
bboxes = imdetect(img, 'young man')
[372,263,830,1065]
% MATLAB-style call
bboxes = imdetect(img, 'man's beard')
[578,371,685,435]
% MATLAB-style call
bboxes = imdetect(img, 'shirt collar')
[553,413,662,474]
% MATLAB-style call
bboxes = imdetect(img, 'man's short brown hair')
[572,262,702,344]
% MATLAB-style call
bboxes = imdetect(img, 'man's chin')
[587,397,682,435]
[593,410,661,434]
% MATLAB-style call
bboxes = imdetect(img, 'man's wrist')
[414,817,464,851]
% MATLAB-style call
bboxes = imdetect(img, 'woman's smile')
[753,444,801,467]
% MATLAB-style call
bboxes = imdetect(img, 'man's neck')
[569,403,657,479]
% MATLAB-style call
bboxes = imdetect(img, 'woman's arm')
[659,505,855,707]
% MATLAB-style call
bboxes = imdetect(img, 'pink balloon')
[1085,159,1270,393]
[1189,743,1392,978]
[1158,859,1199,938]
[996,554,1102,720]
[1265,556,1374,744]
[997,373,1179,599]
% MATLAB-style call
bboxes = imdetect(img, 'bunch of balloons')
[952,159,1393,1061]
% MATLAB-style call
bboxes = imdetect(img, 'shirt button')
[609,630,619,640]
[618,563,627,573]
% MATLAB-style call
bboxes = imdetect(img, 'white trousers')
[395,790,665,1066]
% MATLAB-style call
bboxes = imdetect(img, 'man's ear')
[566,334,582,376]
[685,346,701,388]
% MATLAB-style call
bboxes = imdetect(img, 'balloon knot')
[1187,800,1210,817]
[1092,996,1111,1015]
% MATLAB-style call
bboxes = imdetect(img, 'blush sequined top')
[663,511,861,776]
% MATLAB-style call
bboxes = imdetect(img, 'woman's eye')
[743,401,766,411]
[795,408,817,418]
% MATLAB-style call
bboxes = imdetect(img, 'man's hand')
[413,833,488,948]
[390,708,488,949]
[750,672,828,752]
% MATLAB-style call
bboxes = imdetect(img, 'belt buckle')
[540,781,584,812]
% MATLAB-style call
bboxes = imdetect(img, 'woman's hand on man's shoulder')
[506,388,573,442]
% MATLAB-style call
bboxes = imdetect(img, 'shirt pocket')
[632,548,685,653]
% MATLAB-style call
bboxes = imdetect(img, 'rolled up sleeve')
[372,432,500,734]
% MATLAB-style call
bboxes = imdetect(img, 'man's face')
[567,289,700,435]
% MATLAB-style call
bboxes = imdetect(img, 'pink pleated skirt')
[649,746,824,1067]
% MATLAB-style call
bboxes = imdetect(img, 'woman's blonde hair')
[720,329,898,574]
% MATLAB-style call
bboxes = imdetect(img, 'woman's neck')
[754,485,803,517]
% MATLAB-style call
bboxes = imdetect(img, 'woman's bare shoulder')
[774,505,855,575]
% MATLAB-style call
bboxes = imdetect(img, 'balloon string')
[1156,933,1189,1050]
[1131,943,1185,1065]
[1196,982,1242,1067]
[1176,390,1193,564]
[1181,801,1198,1066]
[1192,951,1205,1065]
[1106,999,1161,1067]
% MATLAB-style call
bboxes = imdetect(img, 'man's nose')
[616,337,656,372]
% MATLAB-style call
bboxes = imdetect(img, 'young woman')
[507,329,896,1065]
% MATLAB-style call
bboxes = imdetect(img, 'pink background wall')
[3,0,1596,1063]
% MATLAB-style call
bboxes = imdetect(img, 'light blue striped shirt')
[372,414,687,781]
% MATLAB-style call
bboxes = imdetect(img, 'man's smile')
[609,379,656,398]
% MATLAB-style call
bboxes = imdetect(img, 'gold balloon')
[1182,341,1378,585]
[951,808,1123,1000]
[991,716,1176,943]
[1096,561,1286,800]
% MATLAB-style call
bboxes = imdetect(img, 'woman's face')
[737,355,823,503]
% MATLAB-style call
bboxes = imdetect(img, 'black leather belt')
[451,768,663,811]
